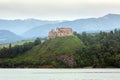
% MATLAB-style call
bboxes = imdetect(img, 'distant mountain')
[0,14,120,38]
[0,30,23,44]
[0,19,60,35]
[22,14,120,38]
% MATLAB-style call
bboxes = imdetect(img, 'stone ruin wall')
[48,28,73,39]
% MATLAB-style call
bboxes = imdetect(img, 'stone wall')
[48,28,73,39]
[48,29,57,39]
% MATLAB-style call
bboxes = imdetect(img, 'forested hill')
[74,29,120,68]
[0,29,120,68]
[0,36,85,68]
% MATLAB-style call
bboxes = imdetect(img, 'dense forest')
[0,29,120,68]
[0,38,41,58]
[74,29,120,68]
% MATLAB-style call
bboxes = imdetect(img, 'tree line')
[74,29,120,68]
[0,38,41,58]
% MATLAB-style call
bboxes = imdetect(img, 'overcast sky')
[0,0,120,20]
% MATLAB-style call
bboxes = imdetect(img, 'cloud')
[0,0,120,20]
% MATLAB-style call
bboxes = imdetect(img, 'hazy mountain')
[0,13,120,38]
[22,14,120,38]
[0,19,60,35]
[0,30,23,44]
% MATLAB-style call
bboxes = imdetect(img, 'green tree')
[34,38,41,45]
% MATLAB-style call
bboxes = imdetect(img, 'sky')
[0,0,120,20]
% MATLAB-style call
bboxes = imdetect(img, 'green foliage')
[0,38,41,58]
[1,29,120,68]
[74,29,120,68]
[34,38,41,45]
[0,39,34,49]
[1,36,84,68]
[39,36,84,56]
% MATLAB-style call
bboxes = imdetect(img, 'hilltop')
[4,36,84,68]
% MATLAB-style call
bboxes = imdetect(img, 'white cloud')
[0,0,120,20]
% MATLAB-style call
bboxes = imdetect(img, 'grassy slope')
[10,36,84,67]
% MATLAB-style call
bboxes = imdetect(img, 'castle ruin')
[48,28,73,39]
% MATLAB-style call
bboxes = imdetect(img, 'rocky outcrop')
[56,54,76,67]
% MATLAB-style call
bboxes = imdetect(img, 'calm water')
[0,69,119,80]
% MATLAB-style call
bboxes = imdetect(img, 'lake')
[0,69,119,80]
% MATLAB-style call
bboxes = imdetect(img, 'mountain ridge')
[0,14,120,38]
[0,19,60,35]
[22,14,120,38]
[0,30,23,44]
